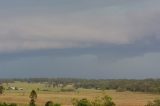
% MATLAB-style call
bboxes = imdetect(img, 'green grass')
[3,81,61,93]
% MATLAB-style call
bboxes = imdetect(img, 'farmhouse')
[8,86,24,90]
[9,86,16,90]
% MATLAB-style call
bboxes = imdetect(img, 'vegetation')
[0,79,160,106]
[45,101,61,106]
[45,101,54,106]
[0,103,17,106]
[0,85,4,94]
[72,98,91,106]
[145,99,160,106]
[29,90,37,106]
[72,95,115,106]
[93,95,115,106]
[2,78,160,93]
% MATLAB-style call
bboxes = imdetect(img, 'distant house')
[9,86,16,90]
[57,84,63,87]
[8,86,23,90]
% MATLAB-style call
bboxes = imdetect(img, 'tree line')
[1,78,160,93]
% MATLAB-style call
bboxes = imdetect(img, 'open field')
[1,82,160,106]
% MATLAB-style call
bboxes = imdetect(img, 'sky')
[0,0,160,79]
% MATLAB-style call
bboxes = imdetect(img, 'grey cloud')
[1,49,160,79]
[105,52,160,79]
[0,36,160,63]
[0,0,159,78]
[0,0,159,52]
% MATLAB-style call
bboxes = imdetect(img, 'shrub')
[0,103,17,106]
[92,95,115,106]
[45,101,54,106]
[145,99,160,106]
[72,95,115,106]
[8,103,17,106]
[45,101,61,106]
[53,103,61,106]
[72,98,91,106]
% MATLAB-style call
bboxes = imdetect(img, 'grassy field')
[0,82,160,106]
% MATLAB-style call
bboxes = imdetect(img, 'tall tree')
[0,85,4,94]
[29,90,37,106]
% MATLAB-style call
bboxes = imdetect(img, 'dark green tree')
[29,90,37,106]
[0,85,4,94]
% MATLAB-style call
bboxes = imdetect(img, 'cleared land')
[1,82,160,106]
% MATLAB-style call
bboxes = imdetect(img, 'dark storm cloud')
[0,0,160,78]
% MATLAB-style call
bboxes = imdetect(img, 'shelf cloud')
[0,0,160,78]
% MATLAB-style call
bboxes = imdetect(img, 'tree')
[30,90,37,100]
[0,85,4,94]
[29,90,37,106]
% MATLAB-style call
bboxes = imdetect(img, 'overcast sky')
[0,0,160,79]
